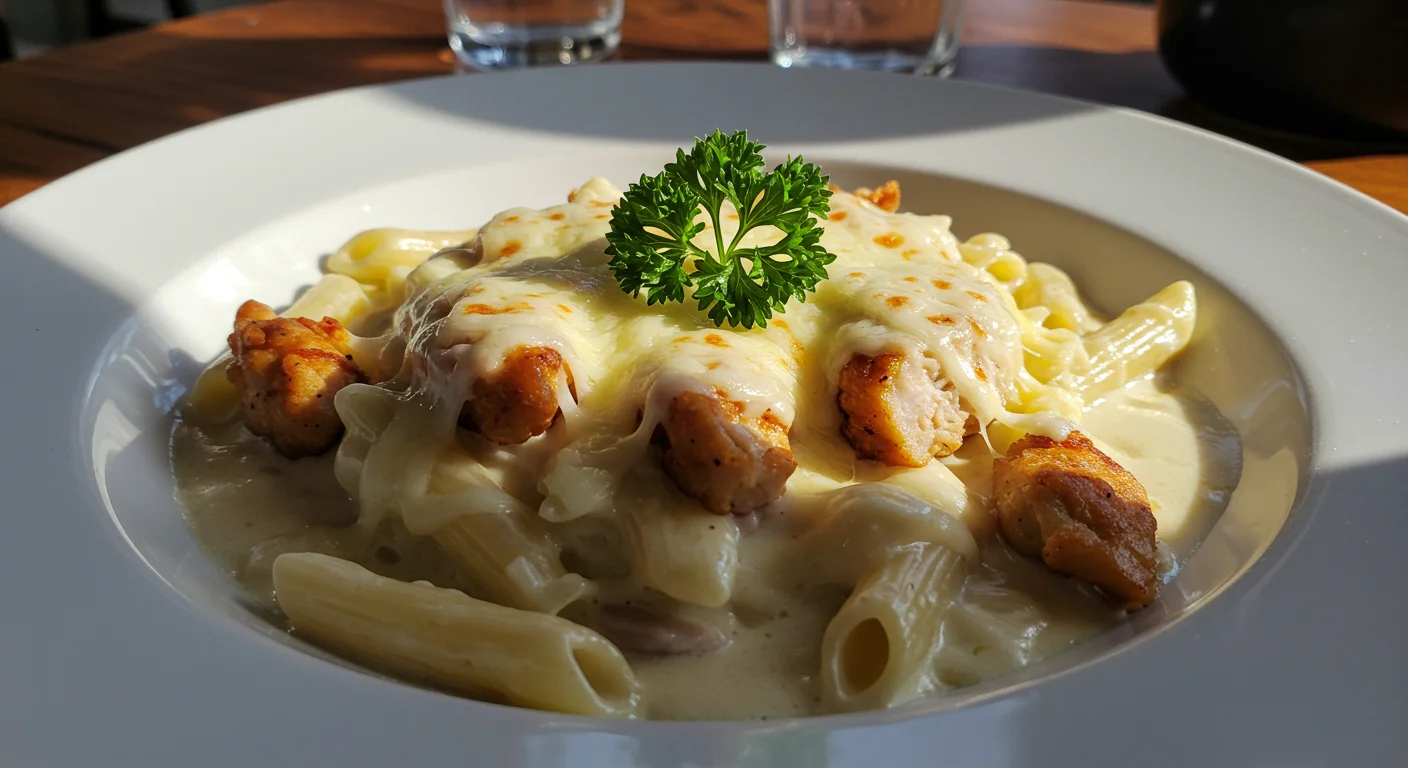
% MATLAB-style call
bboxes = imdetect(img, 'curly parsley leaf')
[604,130,835,329]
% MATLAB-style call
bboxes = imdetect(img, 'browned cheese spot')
[463,302,532,315]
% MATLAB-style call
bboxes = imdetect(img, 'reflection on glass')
[769,0,965,75]
[444,0,624,70]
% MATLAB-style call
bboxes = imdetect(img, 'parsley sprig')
[605,130,836,329]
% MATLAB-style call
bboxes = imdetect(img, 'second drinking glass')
[445,0,624,69]
[769,0,965,75]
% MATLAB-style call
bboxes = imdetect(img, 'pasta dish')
[172,134,1240,719]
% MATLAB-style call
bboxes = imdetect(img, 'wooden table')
[1,0,1404,212]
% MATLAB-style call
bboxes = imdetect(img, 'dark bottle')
[1157,0,1408,138]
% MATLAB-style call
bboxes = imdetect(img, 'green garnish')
[605,130,836,329]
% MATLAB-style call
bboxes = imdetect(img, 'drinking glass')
[444,0,624,70]
[769,0,965,76]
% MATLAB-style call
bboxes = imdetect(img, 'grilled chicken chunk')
[992,432,1160,610]
[226,300,365,458]
[656,389,797,515]
[459,346,576,445]
[853,180,902,212]
[837,352,970,467]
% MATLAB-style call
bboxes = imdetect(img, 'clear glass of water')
[445,0,624,70]
[769,0,965,76]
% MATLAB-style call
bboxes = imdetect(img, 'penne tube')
[1013,262,1104,333]
[620,499,740,608]
[801,483,979,579]
[820,542,966,713]
[431,508,594,616]
[945,601,1038,669]
[273,553,641,717]
[181,359,242,427]
[409,445,594,615]
[959,232,1028,289]
[1019,323,1088,387]
[1076,280,1197,398]
[336,385,591,616]
[325,228,479,288]
[284,273,372,326]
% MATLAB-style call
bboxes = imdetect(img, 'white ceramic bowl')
[2,64,1405,766]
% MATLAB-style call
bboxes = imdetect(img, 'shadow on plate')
[374,62,1101,143]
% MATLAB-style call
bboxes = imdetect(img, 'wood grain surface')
[0,0,1404,212]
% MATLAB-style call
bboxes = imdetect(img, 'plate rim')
[3,62,1406,765]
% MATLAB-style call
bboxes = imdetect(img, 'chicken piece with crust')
[656,389,797,515]
[837,352,970,468]
[853,180,901,212]
[826,181,902,212]
[992,432,1160,610]
[226,300,365,459]
[458,346,576,445]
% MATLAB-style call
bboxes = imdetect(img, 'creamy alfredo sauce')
[171,180,1241,720]
[172,378,1237,718]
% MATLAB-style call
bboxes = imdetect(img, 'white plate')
[2,63,1406,766]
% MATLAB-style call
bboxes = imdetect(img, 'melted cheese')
[171,176,1240,720]
[389,180,1039,458]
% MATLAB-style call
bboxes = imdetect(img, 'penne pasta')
[801,483,979,577]
[432,509,594,616]
[959,232,1028,290]
[341,402,594,615]
[1014,262,1104,333]
[620,498,740,608]
[325,227,479,299]
[273,553,641,717]
[1076,280,1197,398]
[1019,322,1089,387]
[820,543,966,712]
[181,358,242,427]
[283,273,372,327]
